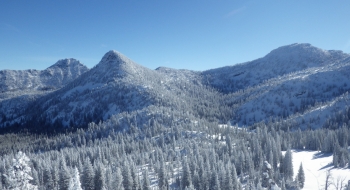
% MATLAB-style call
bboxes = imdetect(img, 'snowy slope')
[0,59,88,128]
[6,50,230,131]
[1,43,350,132]
[201,43,350,128]
[203,43,349,93]
[231,58,350,127]
[0,58,88,99]
[16,51,168,129]
[292,150,350,190]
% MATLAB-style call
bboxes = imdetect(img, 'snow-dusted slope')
[155,67,202,85]
[203,43,349,93]
[18,51,166,129]
[0,59,88,128]
[292,150,350,190]
[2,43,350,132]
[0,59,88,99]
[200,43,350,128]
[231,58,350,127]
[4,50,228,131]
[41,58,89,89]
[78,50,159,84]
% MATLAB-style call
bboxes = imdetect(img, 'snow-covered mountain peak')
[89,50,154,82]
[72,50,160,88]
[44,58,88,78]
[47,58,82,69]
[98,50,133,69]
[202,43,350,94]
[264,43,348,64]
[96,50,135,72]
[265,43,326,58]
[0,57,88,94]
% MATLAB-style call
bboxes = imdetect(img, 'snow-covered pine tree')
[105,167,113,190]
[52,164,60,189]
[131,164,141,190]
[31,168,39,188]
[224,167,234,190]
[82,158,95,190]
[113,167,124,190]
[94,163,106,190]
[4,151,38,190]
[142,169,151,190]
[68,167,82,190]
[192,169,200,190]
[182,159,192,189]
[296,163,305,188]
[262,161,272,188]
[158,160,169,189]
[122,162,133,190]
[231,164,239,190]
[43,166,54,189]
[282,148,293,180]
[59,159,71,190]
[294,175,300,190]
[210,171,220,190]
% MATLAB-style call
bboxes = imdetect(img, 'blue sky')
[1,1,350,71]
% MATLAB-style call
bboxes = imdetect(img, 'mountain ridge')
[202,43,350,93]
[1,43,350,133]
[0,58,89,95]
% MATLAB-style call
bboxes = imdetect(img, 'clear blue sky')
[1,1,350,71]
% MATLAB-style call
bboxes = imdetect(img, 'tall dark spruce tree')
[283,148,293,180]
[296,163,305,189]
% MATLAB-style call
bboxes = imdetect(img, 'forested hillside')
[1,43,350,189]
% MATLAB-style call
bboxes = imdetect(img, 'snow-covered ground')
[292,150,350,190]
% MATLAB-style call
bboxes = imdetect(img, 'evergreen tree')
[294,175,300,190]
[59,159,71,190]
[283,148,293,180]
[114,167,124,190]
[225,168,234,190]
[82,158,95,190]
[31,168,39,188]
[94,163,106,190]
[296,163,305,188]
[43,166,54,190]
[4,151,38,190]
[182,160,192,189]
[158,160,168,189]
[142,169,151,190]
[105,167,113,190]
[231,164,239,190]
[210,171,220,190]
[131,165,141,190]
[226,135,233,156]
[262,161,274,188]
[122,162,134,190]
[192,170,200,190]
[52,165,60,190]
[68,167,83,190]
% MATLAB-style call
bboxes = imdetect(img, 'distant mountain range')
[1,43,350,133]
